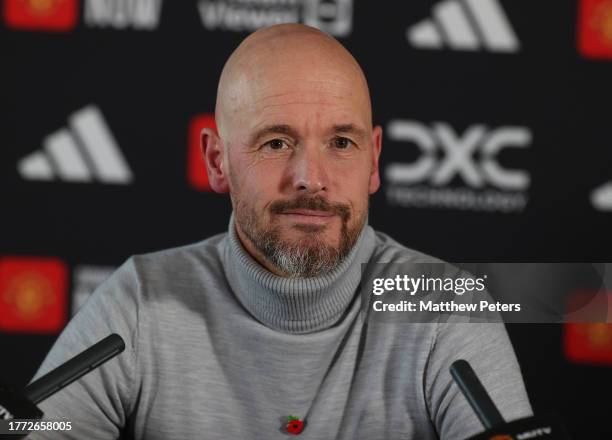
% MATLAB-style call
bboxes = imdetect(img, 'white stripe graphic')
[407,21,443,49]
[44,129,92,182]
[434,0,480,50]
[591,182,612,212]
[464,0,519,52]
[70,105,133,184]
[406,0,519,53]
[17,151,53,180]
[17,105,133,184]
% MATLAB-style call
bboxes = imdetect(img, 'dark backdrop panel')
[1,0,611,438]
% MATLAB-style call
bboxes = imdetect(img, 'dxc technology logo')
[384,120,531,213]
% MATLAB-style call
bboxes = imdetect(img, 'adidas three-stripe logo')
[407,0,520,52]
[591,182,612,212]
[17,105,133,184]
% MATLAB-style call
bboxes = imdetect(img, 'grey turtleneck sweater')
[30,216,532,439]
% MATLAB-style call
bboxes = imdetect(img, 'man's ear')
[201,127,230,193]
[368,125,383,194]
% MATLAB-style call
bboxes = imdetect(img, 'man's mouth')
[282,209,334,217]
[279,209,335,225]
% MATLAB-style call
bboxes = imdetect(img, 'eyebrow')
[331,123,368,141]
[249,123,369,147]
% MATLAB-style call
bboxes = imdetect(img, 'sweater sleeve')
[424,322,533,440]
[27,258,140,440]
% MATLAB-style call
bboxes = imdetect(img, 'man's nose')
[289,145,329,194]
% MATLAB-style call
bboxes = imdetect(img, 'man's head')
[202,24,382,277]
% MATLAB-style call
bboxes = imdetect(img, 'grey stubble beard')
[233,194,366,278]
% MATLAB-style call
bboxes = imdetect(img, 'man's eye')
[333,137,353,149]
[264,139,287,150]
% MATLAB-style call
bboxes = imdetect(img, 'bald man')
[30,24,532,439]
[208,23,379,278]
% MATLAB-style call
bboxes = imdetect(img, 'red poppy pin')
[286,415,304,435]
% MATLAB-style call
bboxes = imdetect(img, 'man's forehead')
[247,80,363,112]
[222,78,371,141]
[247,92,369,132]
[216,24,372,137]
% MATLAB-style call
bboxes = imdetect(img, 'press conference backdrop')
[1,0,611,438]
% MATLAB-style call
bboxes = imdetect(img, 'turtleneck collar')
[222,212,377,334]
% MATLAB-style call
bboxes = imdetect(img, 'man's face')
[210,33,382,277]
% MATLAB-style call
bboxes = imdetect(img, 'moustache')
[269,196,351,222]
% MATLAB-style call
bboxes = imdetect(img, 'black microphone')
[0,334,125,439]
[450,359,571,440]
[24,334,125,404]
[450,359,506,429]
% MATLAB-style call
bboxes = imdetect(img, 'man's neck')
[224,212,377,333]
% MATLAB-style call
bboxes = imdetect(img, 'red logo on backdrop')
[3,0,79,32]
[578,0,612,59]
[188,114,216,191]
[564,290,612,365]
[565,323,612,365]
[0,257,68,333]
